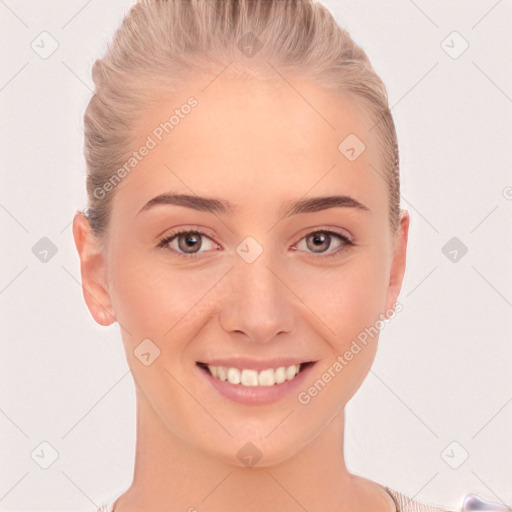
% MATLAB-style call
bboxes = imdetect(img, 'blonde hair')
[84,0,400,236]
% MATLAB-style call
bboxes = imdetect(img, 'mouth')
[196,361,315,387]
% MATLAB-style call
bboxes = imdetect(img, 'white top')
[96,485,511,512]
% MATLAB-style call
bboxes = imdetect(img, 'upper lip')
[197,358,316,371]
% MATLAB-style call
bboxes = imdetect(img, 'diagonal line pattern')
[0,266,28,295]
[61,370,131,439]
[61,61,94,93]
[0,62,29,92]
[258,3,289,37]
[163,267,234,337]
[370,370,439,438]
[163,164,234,234]
[472,61,512,104]
[370,62,439,132]
[265,471,310,512]
[265,266,337,336]
[0,472,30,502]
[266,164,337,234]
[201,61,233,93]
[389,62,439,112]
[265,61,336,130]
[60,0,93,30]
[470,204,499,233]
[368,162,389,185]
[471,265,512,309]
[471,470,509,506]
[200,470,234,503]
[265,409,295,438]
[368,163,438,233]
[60,216,74,234]
[405,0,439,28]
[0,202,29,232]
[61,470,98,508]
[163,368,233,438]
[204,0,232,30]
[472,0,504,30]
[405,266,438,297]
[60,265,132,336]
[399,192,439,233]
[471,397,512,439]
[411,472,439,500]
[0,407,29,439]
[0,0,28,28]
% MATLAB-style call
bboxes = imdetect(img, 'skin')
[73,73,409,512]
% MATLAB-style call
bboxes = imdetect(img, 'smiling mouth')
[196,361,315,387]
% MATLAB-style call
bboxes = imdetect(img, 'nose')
[218,250,295,344]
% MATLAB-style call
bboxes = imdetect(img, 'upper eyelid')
[297,226,353,241]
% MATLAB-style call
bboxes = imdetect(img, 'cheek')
[295,251,391,406]
[300,249,390,352]
[109,246,221,340]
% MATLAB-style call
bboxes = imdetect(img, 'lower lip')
[196,363,316,405]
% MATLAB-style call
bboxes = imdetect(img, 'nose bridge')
[238,252,280,306]
[235,233,281,292]
[219,241,294,342]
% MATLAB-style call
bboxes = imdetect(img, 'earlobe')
[72,211,116,326]
[385,209,410,315]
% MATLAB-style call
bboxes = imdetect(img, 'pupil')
[309,232,330,252]
[180,233,200,252]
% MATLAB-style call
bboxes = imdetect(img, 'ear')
[72,210,116,326]
[384,209,410,316]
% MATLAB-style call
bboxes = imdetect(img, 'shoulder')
[96,504,114,512]
[382,486,455,512]
[381,486,511,512]
[349,476,453,512]
[96,488,510,512]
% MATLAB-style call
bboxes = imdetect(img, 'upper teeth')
[207,364,301,386]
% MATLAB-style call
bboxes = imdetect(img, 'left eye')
[293,230,354,258]
[157,229,353,259]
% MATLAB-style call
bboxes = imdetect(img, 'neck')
[113,388,394,512]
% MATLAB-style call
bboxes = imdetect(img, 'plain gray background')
[1,0,511,510]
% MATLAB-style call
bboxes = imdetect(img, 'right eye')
[157,229,221,259]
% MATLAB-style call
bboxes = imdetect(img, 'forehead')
[113,74,386,220]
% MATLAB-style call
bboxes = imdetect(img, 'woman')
[73,1,505,511]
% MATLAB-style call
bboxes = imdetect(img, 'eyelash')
[157,228,355,260]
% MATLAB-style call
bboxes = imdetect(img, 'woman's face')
[75,75,409,466]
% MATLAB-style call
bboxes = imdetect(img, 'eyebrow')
[136,192,371,217]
